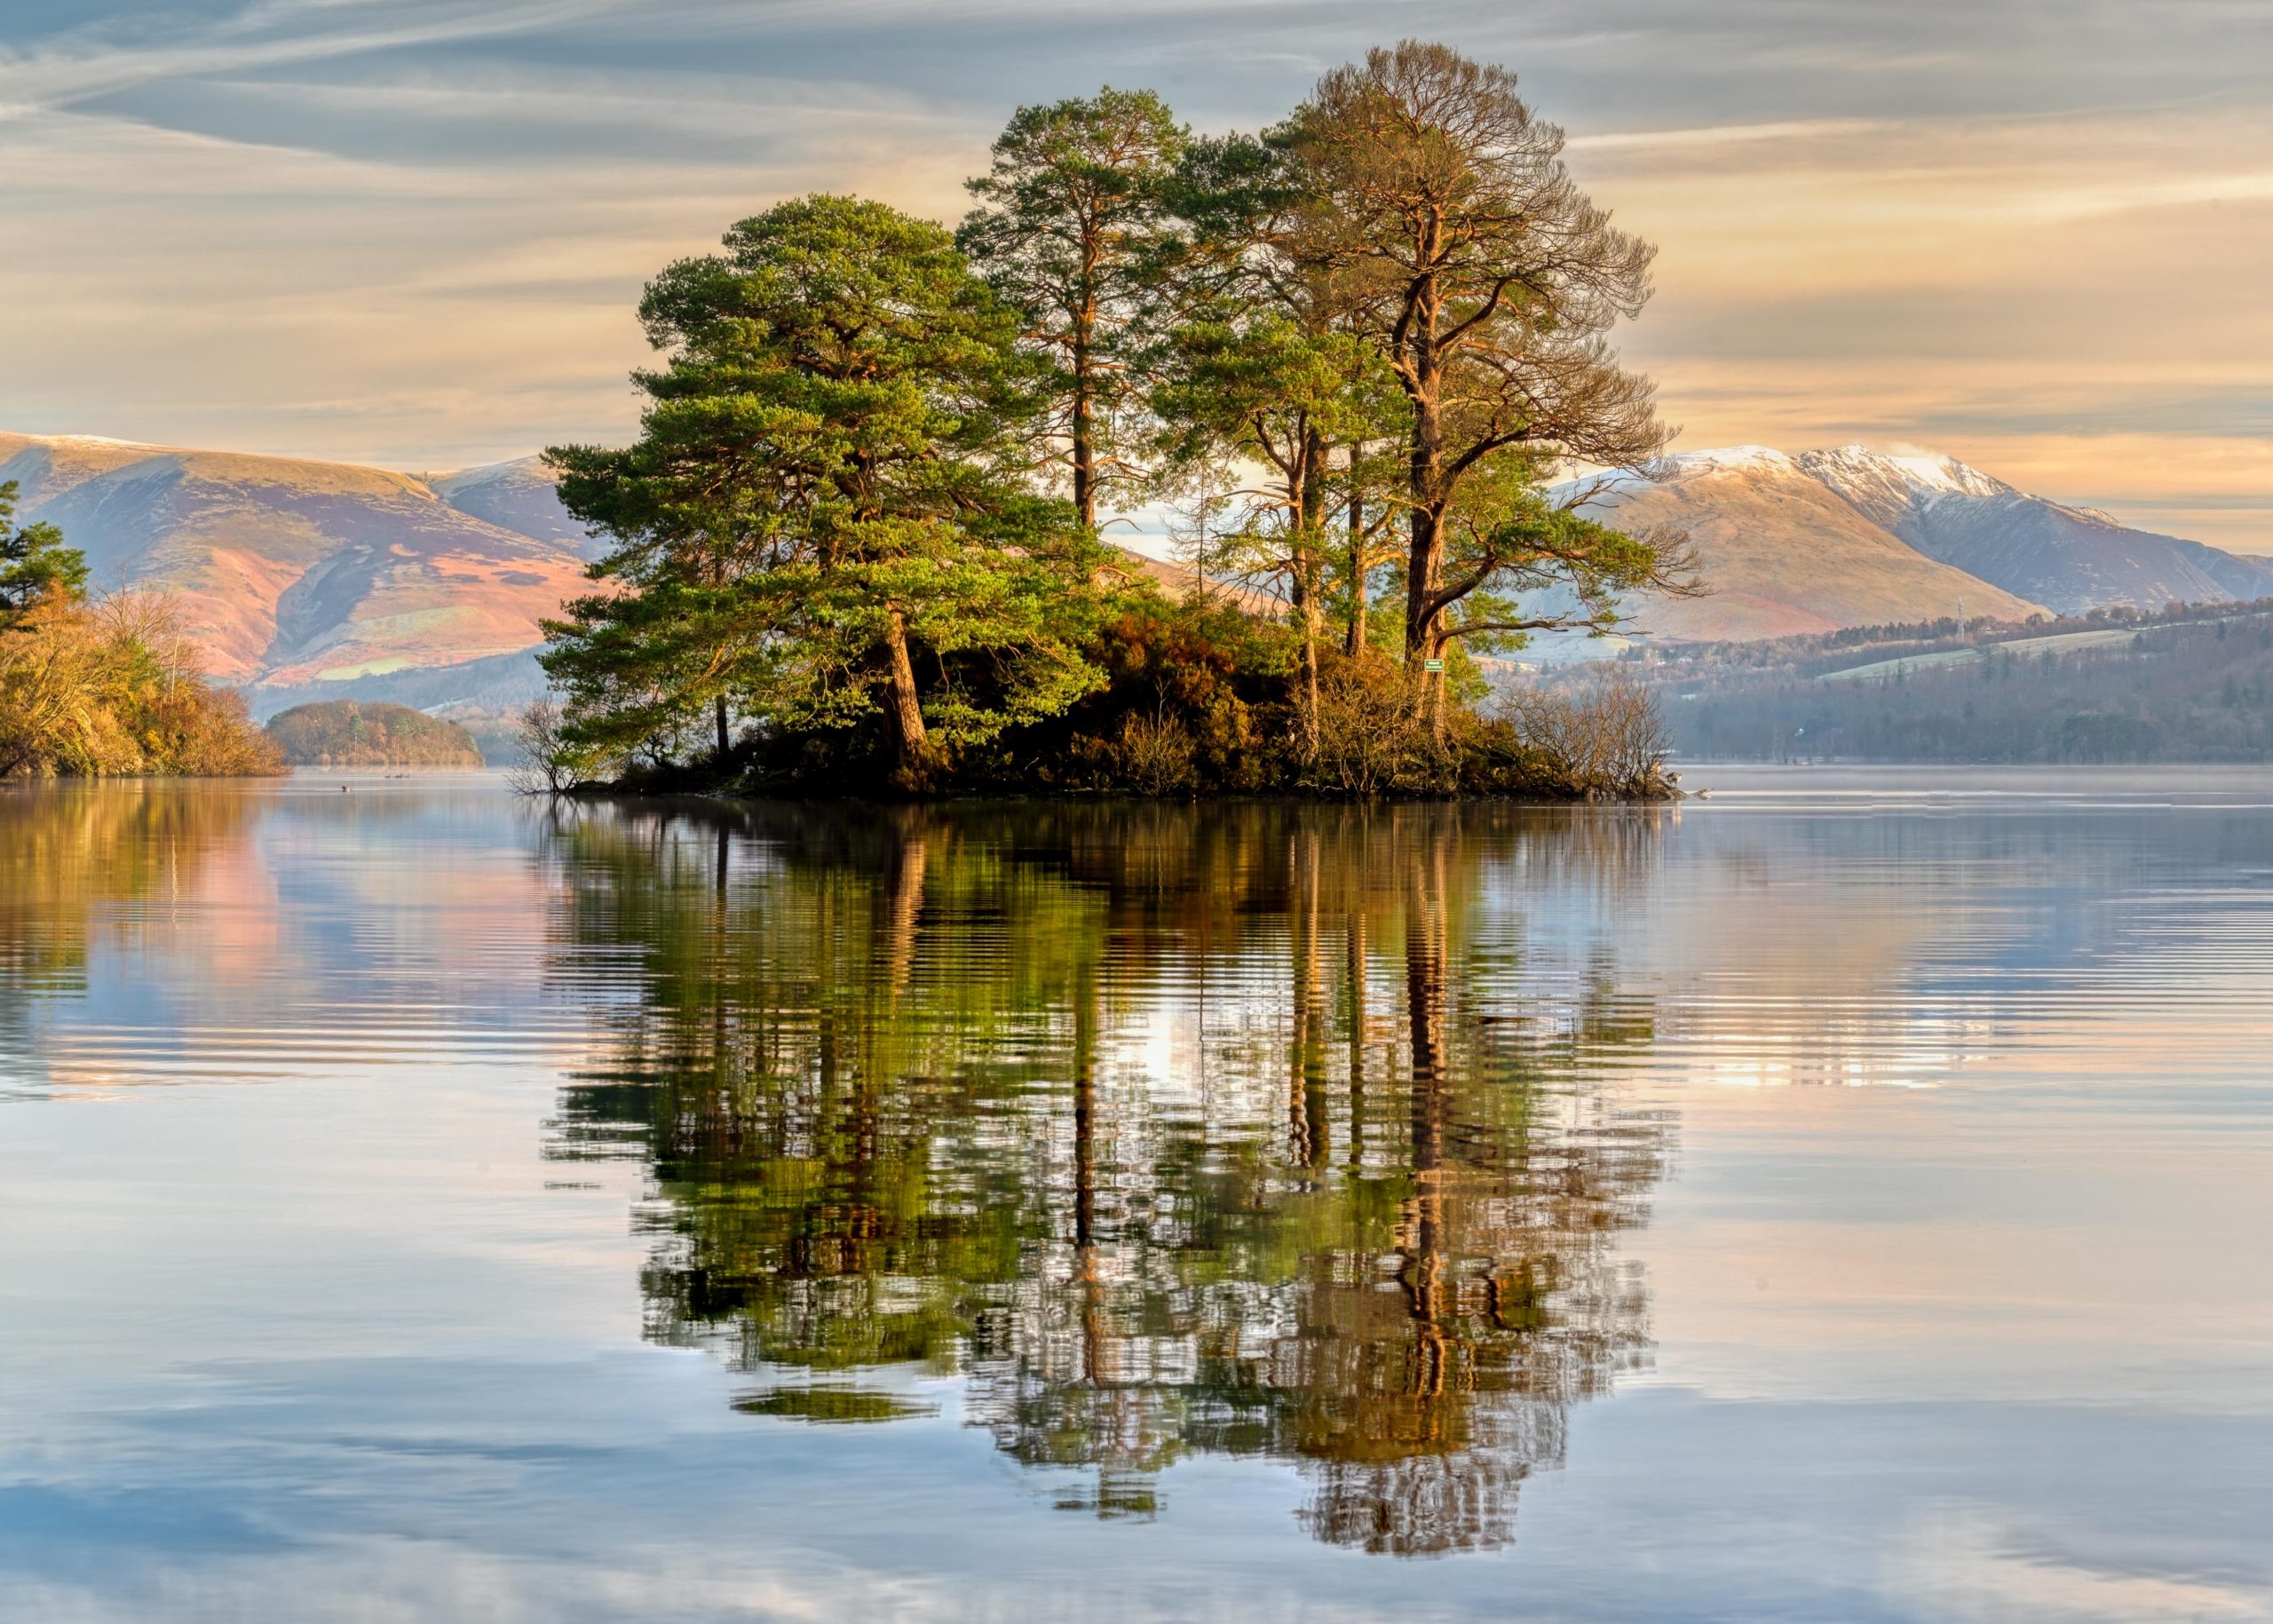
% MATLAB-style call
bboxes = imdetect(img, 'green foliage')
[0,479,89,625]
[1433,460,1691,653]
[543,194,1109,785]
[538,45,1695,804]
[959,88,1187,526]
[265,701,484,766]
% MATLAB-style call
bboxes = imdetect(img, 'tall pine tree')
[959,89,1185,531]
[543,196,1105,787]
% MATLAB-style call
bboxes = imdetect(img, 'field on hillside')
[1576,599,2273,763]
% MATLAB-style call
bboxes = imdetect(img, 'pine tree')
[0,480,87,627]
[959,89,1186,531]
[543,195,1106,787]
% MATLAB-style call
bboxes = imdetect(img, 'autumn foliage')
[0,593,283,779]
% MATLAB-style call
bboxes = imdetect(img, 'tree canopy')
[544,194,1108,788]
[0,499,279,778]
[535,44,1690,800]
[0,479,87,626]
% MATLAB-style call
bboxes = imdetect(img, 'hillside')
[265,701,486,766]
[424,457,602,556]
[1557,448,2046,640]
[0,433,590,701]
[10,428,2267,724]
[1610,598,2273,763]
[1796,446,2273,614]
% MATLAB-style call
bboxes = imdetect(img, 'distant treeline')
[0,480,281,779]
[1626,598,2273,763]
[265,701,484,767]
[528,42,1692,802]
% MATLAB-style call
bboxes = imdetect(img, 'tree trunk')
[1404,273,1446,713]
[713,693,729,763]
[1406,366,1448,738]
[881,606,932,787]
[1344,459,1368,658]
[1295,426,1327,760]
[1071,301,1096,530]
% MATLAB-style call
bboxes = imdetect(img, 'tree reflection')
[543,801,1671,1555]
[0,783,265,1068]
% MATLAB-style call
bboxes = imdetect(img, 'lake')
[2,769,2269,1622]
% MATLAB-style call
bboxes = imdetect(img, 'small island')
[523,45,1693,804]
[265,701,485,768]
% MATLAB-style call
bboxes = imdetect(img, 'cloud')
[0,0,2266,545]
[1889,1504,2273,1622]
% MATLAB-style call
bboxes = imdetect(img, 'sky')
[2,0,2269,550]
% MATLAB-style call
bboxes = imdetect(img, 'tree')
[1152,131,1406,754]
[960,89,1187,530]
[0,479,87,626]
[543,195,1107,787]
[1290,43,1687,723]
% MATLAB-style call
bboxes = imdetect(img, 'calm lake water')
[2,768,2269,1622]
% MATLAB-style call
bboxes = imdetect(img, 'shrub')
[1306,656,1452,796]
[1500,673,1673,797]
[1112,707,1200,796]
[0,592,281,778]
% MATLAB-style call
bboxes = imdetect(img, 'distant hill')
[265,701,485,766]
[423,456,604,557]
[0,432,589,707]
[1612,598,2273,763]
[1556,447,2046,641]
[1795,446,2273,615]
[10,427,2267,715]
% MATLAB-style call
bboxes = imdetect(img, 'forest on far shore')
[1610,598,2273,763]
[266,701,485,768]
[523,41,1694,803]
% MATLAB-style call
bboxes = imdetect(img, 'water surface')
[2,768,2269,1620]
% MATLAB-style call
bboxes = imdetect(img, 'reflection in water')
[542,803,1672,1555]
[0,785,267,1074]
[0,786,247,992]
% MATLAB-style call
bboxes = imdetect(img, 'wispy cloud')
[0,0,2267,548]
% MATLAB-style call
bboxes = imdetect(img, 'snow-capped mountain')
[1551,448,2047,643]
[1795,445,2273,615]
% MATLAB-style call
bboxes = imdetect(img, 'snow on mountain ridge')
[1798,443,2014,501]
[1560,441,2273,620]
[1661,444,1795,474]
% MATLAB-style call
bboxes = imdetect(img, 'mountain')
[424,456,602,557]
[1794,446,2273,615]
[11,426,2264,718]
[0,433,590,703]
[1556,447,2047,641]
